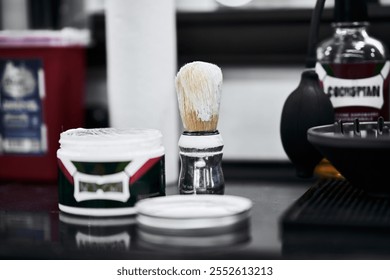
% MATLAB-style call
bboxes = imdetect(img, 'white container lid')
[58,127,164,158]
[135,195,252,232]
[0,28,90,47]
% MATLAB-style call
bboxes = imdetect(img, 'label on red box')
[0,59,47,155]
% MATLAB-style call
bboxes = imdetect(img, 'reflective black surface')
[3,170,389,260]
[0,170,310,259]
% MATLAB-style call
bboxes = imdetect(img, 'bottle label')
[316,61,390,121]
[0,59,47,154]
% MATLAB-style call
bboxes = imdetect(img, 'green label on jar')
[57,156,166,211]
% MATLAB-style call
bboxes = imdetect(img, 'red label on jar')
[316,61,390,121]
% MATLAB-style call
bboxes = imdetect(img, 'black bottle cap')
[334,0,368,22]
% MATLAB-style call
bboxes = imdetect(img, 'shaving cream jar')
[57,128,165,216]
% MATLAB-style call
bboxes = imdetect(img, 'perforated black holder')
[308,117,390,197]
[281,179,390,258]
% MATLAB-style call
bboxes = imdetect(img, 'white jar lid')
[58,127,164,156]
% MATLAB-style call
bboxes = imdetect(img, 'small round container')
[57,128,165,216]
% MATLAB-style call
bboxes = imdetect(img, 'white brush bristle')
[175,61,223,132]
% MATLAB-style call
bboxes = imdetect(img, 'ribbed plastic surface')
[284,179,390,225]
[281,179,390,258]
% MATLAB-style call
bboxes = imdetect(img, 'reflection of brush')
[175,61,224,194]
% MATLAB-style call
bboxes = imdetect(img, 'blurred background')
[1,0,390,168]
[1,0,390,260]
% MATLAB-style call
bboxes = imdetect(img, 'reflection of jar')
[59,213,136,252]
[0,211,52,243]
[57,128,165,216]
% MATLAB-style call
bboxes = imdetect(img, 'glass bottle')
[315,0,389,178]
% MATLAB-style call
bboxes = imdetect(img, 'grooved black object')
[281,179,390,258]
[308,120,390,196]
[280,70,334,178]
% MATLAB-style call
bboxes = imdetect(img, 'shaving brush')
[175,61,224,194]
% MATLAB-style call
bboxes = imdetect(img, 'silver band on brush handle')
[178,132,224,195]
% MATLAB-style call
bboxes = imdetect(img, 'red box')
[0,29,89,182]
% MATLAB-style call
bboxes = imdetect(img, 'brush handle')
[178,133,224,194]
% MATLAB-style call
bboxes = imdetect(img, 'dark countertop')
[1,167,389,260]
